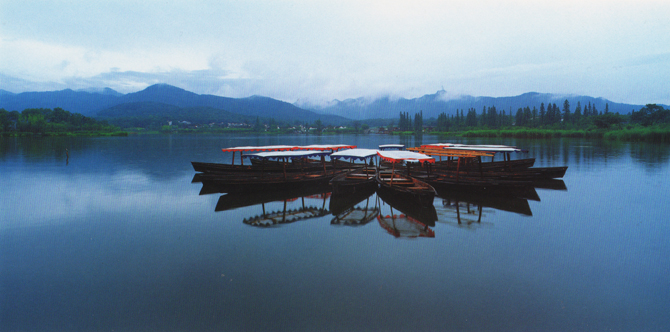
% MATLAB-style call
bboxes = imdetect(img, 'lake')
[1,134,669,331]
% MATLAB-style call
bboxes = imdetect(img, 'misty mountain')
[0,83,351,125]
[302,90,654,120]
[0,88,122,115]
[76,87,124,96]
[97,101,265,125]
[114,84,349,124]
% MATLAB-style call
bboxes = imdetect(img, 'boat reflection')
[532,179,567,191]
[433,179,568,228]
[376,212,436,238]
[214,184,331,211]
[376,190,436,238]
[330,186,379,226]
[243,196,330,227]
[376,186,438,226]
[193,175,567,233]
[435,187,533,217]
[205,182,332,227]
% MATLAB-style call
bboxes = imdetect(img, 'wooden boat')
[411,165,568,181]
[375,150,437,207]
[412,172,538,197]
[430,157,536,172]
[376,184,438,226]
[198,150,347,193]
[407,144,566,183]
[329,168,378,194]
[417,143,535,171]
[192,144,357,174]
[329,148,380,194]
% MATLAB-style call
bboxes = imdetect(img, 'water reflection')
[330,186,379,226]
[433,179,568,228]
[213,185,332,227]
[376,191,436,238]
[213,184,331,211]
[436,187,534,217]
[195,175,568,235]
[243,193,331,227]
[376,186,438,226]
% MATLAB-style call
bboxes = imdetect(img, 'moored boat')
[192,144,357,174]
[329,148,380,194]
[375,150,437,207]
[417,143,534,171]
[198,150,347,193]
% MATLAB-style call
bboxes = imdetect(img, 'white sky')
[1,0,669,105]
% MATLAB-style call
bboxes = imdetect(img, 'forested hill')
[114,84,349,124]
[301,90,657,120]
[0,89,122,116]
[0,84,351,125]
[96,102,265,128]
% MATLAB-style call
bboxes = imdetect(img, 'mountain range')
[299,89,658,121]
[0,84,350,125]
[1,84,661,125]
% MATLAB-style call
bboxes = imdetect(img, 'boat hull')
[199,170,345,194]
[375,171,436,207]
[329,168,378,195]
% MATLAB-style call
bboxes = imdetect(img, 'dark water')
[1,134,669,331]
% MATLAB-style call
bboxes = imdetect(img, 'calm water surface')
[1,134,669,331]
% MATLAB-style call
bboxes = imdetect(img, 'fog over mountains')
[0,84,349,125]
[0,84,657,125]
[298,89,654,121]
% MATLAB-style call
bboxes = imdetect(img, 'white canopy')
[222,144,356,152]
[377,150,434,163]
[245,150,332,160]
[423,143,522,153]
[330,148,380,160]
[222,145,296,152]
[294,144,356,151]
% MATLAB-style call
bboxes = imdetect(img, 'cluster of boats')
[192,143,568,211]
[192,143,568,237]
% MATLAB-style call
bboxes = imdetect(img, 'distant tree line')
[398,111,424,133]
[0,107,120,134]
[425,100,670,132]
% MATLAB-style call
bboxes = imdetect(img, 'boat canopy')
[378,144,405,150]
[222,145,296,152]
[244,150,332,160]
[377,150,434,164]
[222,144,356,153]
[330,148,379,161]
[294,144,357,151]
[422,143,523,153]
[409,146,494,158]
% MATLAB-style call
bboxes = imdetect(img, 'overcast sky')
[1,0,669,105]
